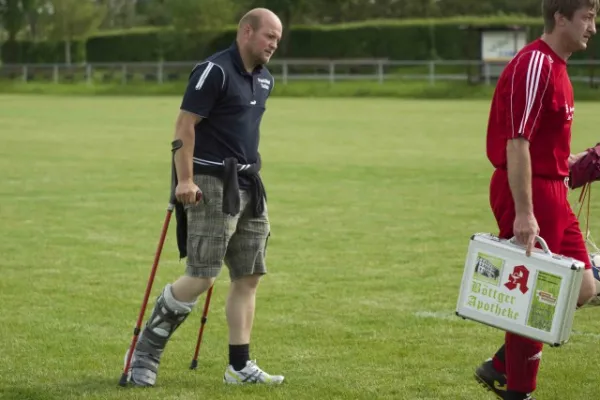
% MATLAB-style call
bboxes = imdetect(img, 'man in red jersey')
[474,1,598,399]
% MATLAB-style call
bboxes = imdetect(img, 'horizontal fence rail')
[1,59,600,86]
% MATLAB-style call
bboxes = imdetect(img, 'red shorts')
[490,169,591,269]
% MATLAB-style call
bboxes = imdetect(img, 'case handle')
[508,235,552,255]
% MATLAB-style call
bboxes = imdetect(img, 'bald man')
[124,8,284,386]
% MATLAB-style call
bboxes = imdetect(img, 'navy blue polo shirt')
[180,42,274,187]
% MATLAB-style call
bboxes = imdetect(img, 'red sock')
[491,343,506,374]
[505,332,543,393]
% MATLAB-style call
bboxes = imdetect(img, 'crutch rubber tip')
[118,373,129,387]
[190,360,198,370]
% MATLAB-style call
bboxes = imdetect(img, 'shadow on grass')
[0,375,120,400]
[0,366,233,400]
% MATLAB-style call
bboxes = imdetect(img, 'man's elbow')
[506,136,530,157]
[175,110,202,138]
[507,135,529,147]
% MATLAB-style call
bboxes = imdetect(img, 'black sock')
[505,390,532,400]
[229,344,250,371]
[494,344,505,363]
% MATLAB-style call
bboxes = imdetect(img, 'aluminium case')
[456,233,585,347]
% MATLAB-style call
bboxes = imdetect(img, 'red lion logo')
[504,265,530,294]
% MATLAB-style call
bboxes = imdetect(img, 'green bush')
[82,17,550,63]
[86,31,162,62]
[1,40,85,64]
[4,16,600,64]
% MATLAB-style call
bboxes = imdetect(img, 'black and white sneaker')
[223,360,284,385]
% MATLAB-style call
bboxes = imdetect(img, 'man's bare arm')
[507,138,533,215]
[569,150,588,168]
[507,138,539,255]
[173,110,202,204]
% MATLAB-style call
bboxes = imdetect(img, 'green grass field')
[1,94,600,400]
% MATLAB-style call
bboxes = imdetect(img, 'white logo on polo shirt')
[257,77,271,90]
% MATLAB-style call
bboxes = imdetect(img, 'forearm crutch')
[190,284,215,369]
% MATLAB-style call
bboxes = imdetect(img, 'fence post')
[484,63,491,85]
[329,61,335,83]
[53,64,59,83]
[377,60,384,84]
[282,61,288,85]
[86,64,92,85]
[428,61,435,86]
[122,64,127,84]
[22,65,28,82]
[157,61,163,84]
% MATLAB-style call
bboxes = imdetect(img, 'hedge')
[1,40,85,64]
[2,16,599,64]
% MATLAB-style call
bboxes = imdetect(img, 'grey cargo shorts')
[184,174,270,280]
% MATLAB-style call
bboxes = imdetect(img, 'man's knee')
[231,274,262,293]
[172,275,215,302]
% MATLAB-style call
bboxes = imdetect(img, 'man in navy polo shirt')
[126,8,284,386]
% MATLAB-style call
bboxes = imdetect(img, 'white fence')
[1,59,600,86]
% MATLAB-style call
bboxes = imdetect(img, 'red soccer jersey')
[486,39,574,179]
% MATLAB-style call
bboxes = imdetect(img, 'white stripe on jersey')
[520,51,543,133]
[511,50,551,138]
[193,61,226,90]
[195,61,214,91]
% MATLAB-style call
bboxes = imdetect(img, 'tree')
[165,0,239,32]
[156,0,241,60]
[246,0,318,55]
[135,0,170,26]
[0,0,27,42]
[97,0,137,29]
[42,0,106,64]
